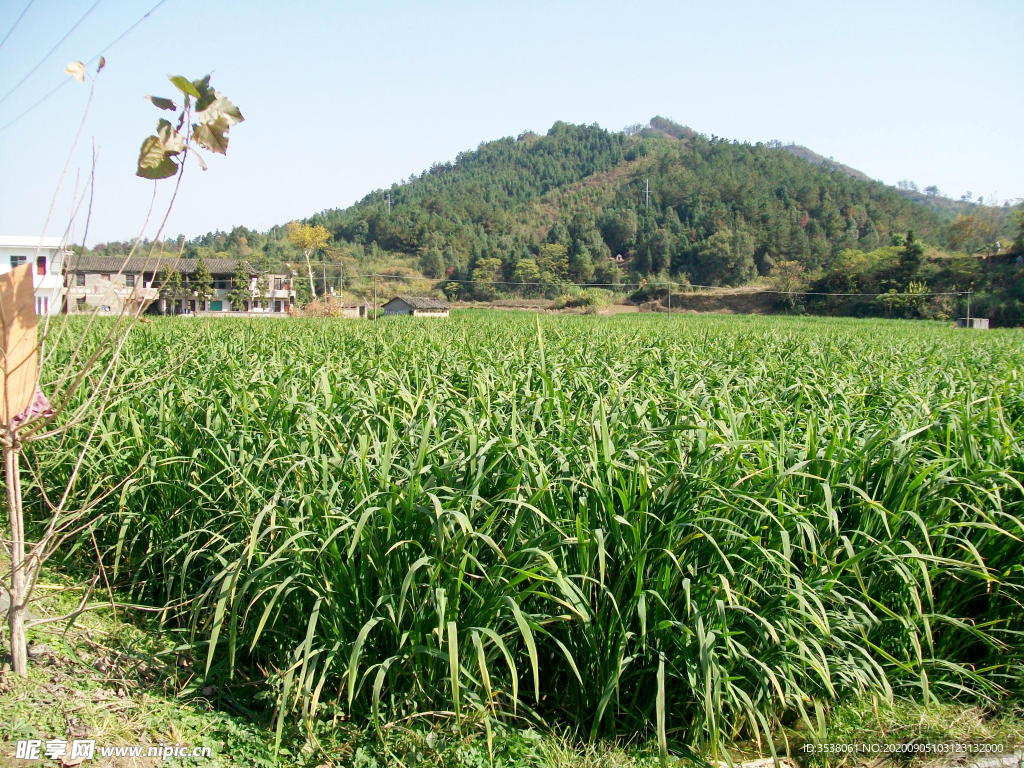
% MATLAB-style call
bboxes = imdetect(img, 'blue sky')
[0,0,1021,244]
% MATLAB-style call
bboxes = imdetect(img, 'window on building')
[275,278,283,291]
[36,256,46,275]
[10,255,26,268]
[76,297,86,309]
[101,273,110,281]
[76,272,85,287]
[126,273,135,287]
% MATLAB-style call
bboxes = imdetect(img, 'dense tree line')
[84,117,1023,321]
[308,119,956,295]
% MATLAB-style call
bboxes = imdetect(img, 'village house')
[381,296,450,317]
[0,236,69,316]
[64,255,295,315]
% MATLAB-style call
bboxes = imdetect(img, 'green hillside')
[305,118,951,289]
[88,117,1023,321]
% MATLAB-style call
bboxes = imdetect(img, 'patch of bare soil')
[647,289,778,315]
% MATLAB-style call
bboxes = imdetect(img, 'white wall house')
[0,236,67,317]
[66,256,295,315]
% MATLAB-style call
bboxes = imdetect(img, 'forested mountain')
[304,118,953,290]
[779,143,872,182]
[88,117,1023,320]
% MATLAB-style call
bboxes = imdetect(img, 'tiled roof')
[66,255,257,276]
[389,295,450,310]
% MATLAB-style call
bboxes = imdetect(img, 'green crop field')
[26,312,1024,761]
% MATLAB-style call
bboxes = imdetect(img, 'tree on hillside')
[471,257,502,300]
[899,231,924,286]
[772,260,808,312]
[512,258,542,296]
[599,208,638,256]
[536,243,569,284]
[288,222,330,299]
[568,246,595,283]
[695,228,757,286]
[649,229,674,275]
[418,246,445,279]
[1013,208,1024,253]
[229,260,252,311]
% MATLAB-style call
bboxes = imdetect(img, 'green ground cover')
[17,311,1024,764]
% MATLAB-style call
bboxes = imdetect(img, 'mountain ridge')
[89,117,1019,303]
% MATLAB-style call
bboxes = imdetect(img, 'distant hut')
[381,296,450,317]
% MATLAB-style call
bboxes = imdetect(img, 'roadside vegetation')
[10,312,1022,765]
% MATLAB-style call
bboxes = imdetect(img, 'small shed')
[382,296,450,317]
[957,317,989,330]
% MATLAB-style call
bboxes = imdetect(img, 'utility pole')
[340,260,343,307]
[645,178,649,209]
[967,290,971,321]
[668,283,671,317]
[386,193,391,215]
[373,273,377,320]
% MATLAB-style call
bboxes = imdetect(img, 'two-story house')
[65,256,295,315]
[0,236,68,316]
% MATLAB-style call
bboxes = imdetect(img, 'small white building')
[0,236,67,317]
[381,296,450,317]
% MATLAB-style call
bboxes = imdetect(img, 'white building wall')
[0,236,66,317]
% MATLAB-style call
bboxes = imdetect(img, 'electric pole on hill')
[645,178,649,209]
[386,193,391,215]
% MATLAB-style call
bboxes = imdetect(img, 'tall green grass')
[24,313,1024,757]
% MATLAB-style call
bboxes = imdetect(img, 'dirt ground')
[457,287,779,316]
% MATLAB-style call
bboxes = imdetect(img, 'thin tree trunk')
[304,250,316,299]
[4,444,28,677]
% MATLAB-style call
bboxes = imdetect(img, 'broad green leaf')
[136,135,177,179]
[168,74,200,98]
[347,617,381,707]
[191,74,216,111]
[504,597,539,701]
[196,94,244,127]
[145,95,176,111]
[157,119,185,155]
[192,115,232,155]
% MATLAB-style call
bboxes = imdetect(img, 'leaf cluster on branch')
[137,75,244,179]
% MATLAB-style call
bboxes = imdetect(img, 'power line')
[0,0,103,107]
[0,0,35,53]
[0,0,171,135]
